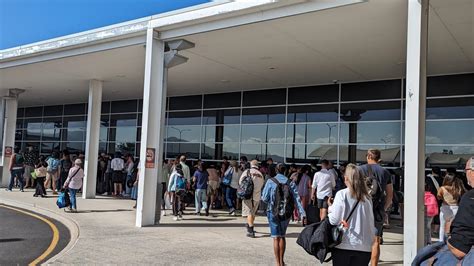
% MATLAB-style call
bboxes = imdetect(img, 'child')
[424,182,438,245]
[33,161,48,198]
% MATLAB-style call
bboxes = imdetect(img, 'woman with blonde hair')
[328,164,375,266]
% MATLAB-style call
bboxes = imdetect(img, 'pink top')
[66,166,84,190]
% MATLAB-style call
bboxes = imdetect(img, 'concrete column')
[82,80,103,199]
[1,98,18,187]
[136,27,166,227]
[404,0,429,264]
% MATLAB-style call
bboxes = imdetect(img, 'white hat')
[75,159,82,165]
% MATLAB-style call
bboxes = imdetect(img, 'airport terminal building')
[1,0,473,262]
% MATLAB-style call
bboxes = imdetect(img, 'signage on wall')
[146,148,156,169]
[4,146,12,157]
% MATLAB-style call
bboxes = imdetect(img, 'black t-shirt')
[360,164,392,188]
[449,189,474,254]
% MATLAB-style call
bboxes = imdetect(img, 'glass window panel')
[202,109,241,125]
[101,102,111,114]
[204,92,241,108]
[243,88,286,106]
[63,129,85,142]
[287,104,339,122]
[114,142,136,156]
[166,125,201,143]
[17,108,25,118]
[427,73,474,97]
[339,122,401,144]
[138,99,143,111]
[426,97,474,119]
[288,84,339,104]
[111,100,138,113]
[286,123,338,144]
[24,142,41,153]
[136,128,142,142]
[42,117,63,128]
[138,114,142,126]
[242,107,285,124]
[101,115,110,127]
[42,128,62,142]
[41,142,61,155]
[25,107,43,117]
[341,79,401,101]
[200,143,239,160]
[201,143,216,160]
[166,142,200,159]
[426,120,474,145]
[24,119,42,140]
[15,130,23,141]
[167,111,202,125]
[16,119,24,129]
[109,127,137,143]
[241,144,284,162]
[43,105,63,116]
[340,101,401,121]
[64,104,86,115]
[110,114,137,127]
[202,125,240,142]
[338,145,401,166]
[100,127,108,142]
[426,145,474,169]
[286,144,337,162]
[135,143,141,158]
[169,95,203,110]
[65,142,85,154]
[63,116,86,129]
[99,142,108,154]
[241,124,285,144]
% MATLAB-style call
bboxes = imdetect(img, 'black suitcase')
[306,200,320,225]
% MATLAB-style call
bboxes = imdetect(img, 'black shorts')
[373,205,385,237]
[317,197,329,209]
[112,171,124,184]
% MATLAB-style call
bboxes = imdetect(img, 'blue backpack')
[47,158,60,172]
[222,168,234,186]
[56,190,70,209]
[175,175,186,191]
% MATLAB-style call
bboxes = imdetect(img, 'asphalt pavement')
[0,204,70,265]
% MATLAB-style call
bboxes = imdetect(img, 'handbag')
[329,198,360,248]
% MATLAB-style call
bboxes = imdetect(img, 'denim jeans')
[195,189,208,213]
[425,214,434,245]
[69,188,78,210]
[125,174,132,195]
[9,169,24,191]
[225,187,237,210]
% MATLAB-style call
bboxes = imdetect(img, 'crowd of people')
[5,145,473,265]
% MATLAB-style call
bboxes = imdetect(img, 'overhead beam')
[159,0,365,40]
[0,34,146,69]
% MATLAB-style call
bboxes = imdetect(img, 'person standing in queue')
[63,159,85,213]
[240,160,264,238]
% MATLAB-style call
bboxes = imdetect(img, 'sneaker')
[173,216,179,221]
[20,189,24,192]
[229,208,236,216]
[5,189,11,192]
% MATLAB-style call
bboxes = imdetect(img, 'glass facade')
[15,73,474,169]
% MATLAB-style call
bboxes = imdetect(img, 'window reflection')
[426,121,474,145]
[109,127,136,143]
[241,125,285,144]
[426,98,474,119]
[286,144,338,162]
[166,143,200,159]
[339,145,400,166]
[202,109,240,125]
[202,125,240,142]
[242,107,285,124]
[340,122,401,144]
[63,117,86,129]
[63,129,85,142]
[240,144,284,162]
[65,142,85,154]
[167,111,201,125]
[42,128,62,141]
[166,125,201,143]
[110,114,137,127]
[287,123,338,144]
[426,145,474,169]
[41,142,61,155]
[340,101,401,121]
[287,105,339,122]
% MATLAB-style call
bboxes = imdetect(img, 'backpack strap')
[270,177,280,185]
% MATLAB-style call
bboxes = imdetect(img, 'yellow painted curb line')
[0,204,60,266]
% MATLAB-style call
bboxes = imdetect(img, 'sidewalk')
[0,189,403,265]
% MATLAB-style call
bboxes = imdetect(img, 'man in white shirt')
[311,160,336,220]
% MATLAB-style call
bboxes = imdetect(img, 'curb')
[0,198,80,264]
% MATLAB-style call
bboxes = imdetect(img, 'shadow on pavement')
[74,209,133,213]
[0,238,24,243]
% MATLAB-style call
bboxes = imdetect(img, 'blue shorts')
[267,212,290,238]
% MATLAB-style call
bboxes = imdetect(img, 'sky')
[0,0,210,50]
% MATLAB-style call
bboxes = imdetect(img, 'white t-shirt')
[328,188,376,252]
[111,158,124,171]
[312,169,335,199]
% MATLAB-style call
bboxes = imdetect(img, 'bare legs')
[273,237,286,266]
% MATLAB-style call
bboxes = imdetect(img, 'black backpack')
[126,167,139,188]
[237,170,254,200]
[366,165,386,208]
[270,177,295,221]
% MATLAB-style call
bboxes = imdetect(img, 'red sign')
[145,148,155,169]
[4,146,12,157]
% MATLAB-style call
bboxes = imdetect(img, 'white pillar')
[82,80,103,199]
[404,0,429,264]
[1,98,18,187]
[136,27,166,227]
